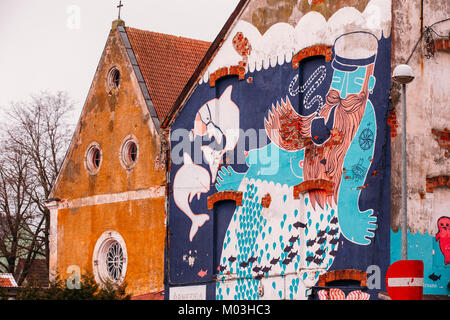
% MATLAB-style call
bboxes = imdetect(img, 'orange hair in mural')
[264,97,314,151]
[265,82,370,209]
[303,87,369,209]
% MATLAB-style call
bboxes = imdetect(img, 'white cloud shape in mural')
[200,0,391,84]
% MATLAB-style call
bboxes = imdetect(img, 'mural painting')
[390,214,450,296]
[436,216,450,265]
[390,178,449,296]
[168,1,392,300]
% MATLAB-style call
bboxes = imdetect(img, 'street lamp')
[392,64,414,260]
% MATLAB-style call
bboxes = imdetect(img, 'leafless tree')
[0,141,41,284]
[0,91,74,285]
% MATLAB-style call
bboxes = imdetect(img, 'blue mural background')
[166,35,392,300]
[391,230,450,296]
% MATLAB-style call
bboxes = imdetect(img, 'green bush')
[16,271,132,300]
[0,287,9,300]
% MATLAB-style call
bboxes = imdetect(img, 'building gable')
[50,23,166,200]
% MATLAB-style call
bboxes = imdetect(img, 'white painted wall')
[391,0,450,235]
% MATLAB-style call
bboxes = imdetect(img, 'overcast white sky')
[0,0,240,121]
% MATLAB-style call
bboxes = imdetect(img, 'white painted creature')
[201,145,223,182]
[190,85,240,182]
[173,153,211,242]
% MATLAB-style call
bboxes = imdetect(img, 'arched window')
[107,67,121,92]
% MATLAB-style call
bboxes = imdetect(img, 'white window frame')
[92,230,128,285]
[106,66,122,92]
[84,142,103,175]
[119,134,139,170]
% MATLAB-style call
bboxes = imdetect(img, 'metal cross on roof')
[117,0,123,20]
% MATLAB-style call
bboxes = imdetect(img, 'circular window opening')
[85,142,102,175]
[107,67,121,91]
[119,135,139,169]
[93,230,127,285]
[128,142,138,162]
[106,241,124,281]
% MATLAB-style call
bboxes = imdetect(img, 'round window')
[119,135,139,169]
[85,142,102,175]
[93,230,128,285]
[106,242,124,281]
[107,67,121,92]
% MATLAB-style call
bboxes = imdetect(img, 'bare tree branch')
[0,91,74,285]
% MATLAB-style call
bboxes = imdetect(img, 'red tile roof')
[0,278,13,287]
[125,27,211,121]
[131,290,164,300]
[0,274,18,288]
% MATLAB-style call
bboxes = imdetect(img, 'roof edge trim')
[161,0,250,129]
[118,26,161,132]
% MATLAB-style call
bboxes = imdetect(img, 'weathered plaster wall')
[240,0,372,34]
[200,0,391,86]
[390,0,450,295]
[391,0,450,234]
[53,28,165,200]
[57,198,165,296]
[168,0,392,300]
[52,26,166,296]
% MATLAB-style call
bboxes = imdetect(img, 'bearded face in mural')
[305,71,375,209]
[212,32,380,300]
[266,32,377,212]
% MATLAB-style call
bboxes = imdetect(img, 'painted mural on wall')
[390,181,449,295]
[391,213,450,296]
[168,0,392,300]
[436,216,450,265]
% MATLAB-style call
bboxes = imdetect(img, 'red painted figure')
[436,216,450,264]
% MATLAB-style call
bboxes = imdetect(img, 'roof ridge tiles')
[123,26,211,122]
[125,26,211,45]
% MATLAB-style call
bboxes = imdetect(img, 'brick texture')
[232,32,252,57]
[432,128,450,157]
[434,39,450,52]
[16,258,49,287]
[318,269,367,287]
[304,129,343,165]
[426,175,450,193]
[209,65,246,87]
[207,191,243,210]
[387,108,398,139]
[261,193,272,208]
[126,27,211,121]
[293,179,334,199]
[292,44,332,69]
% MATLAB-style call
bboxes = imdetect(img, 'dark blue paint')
[167,35,391,299]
